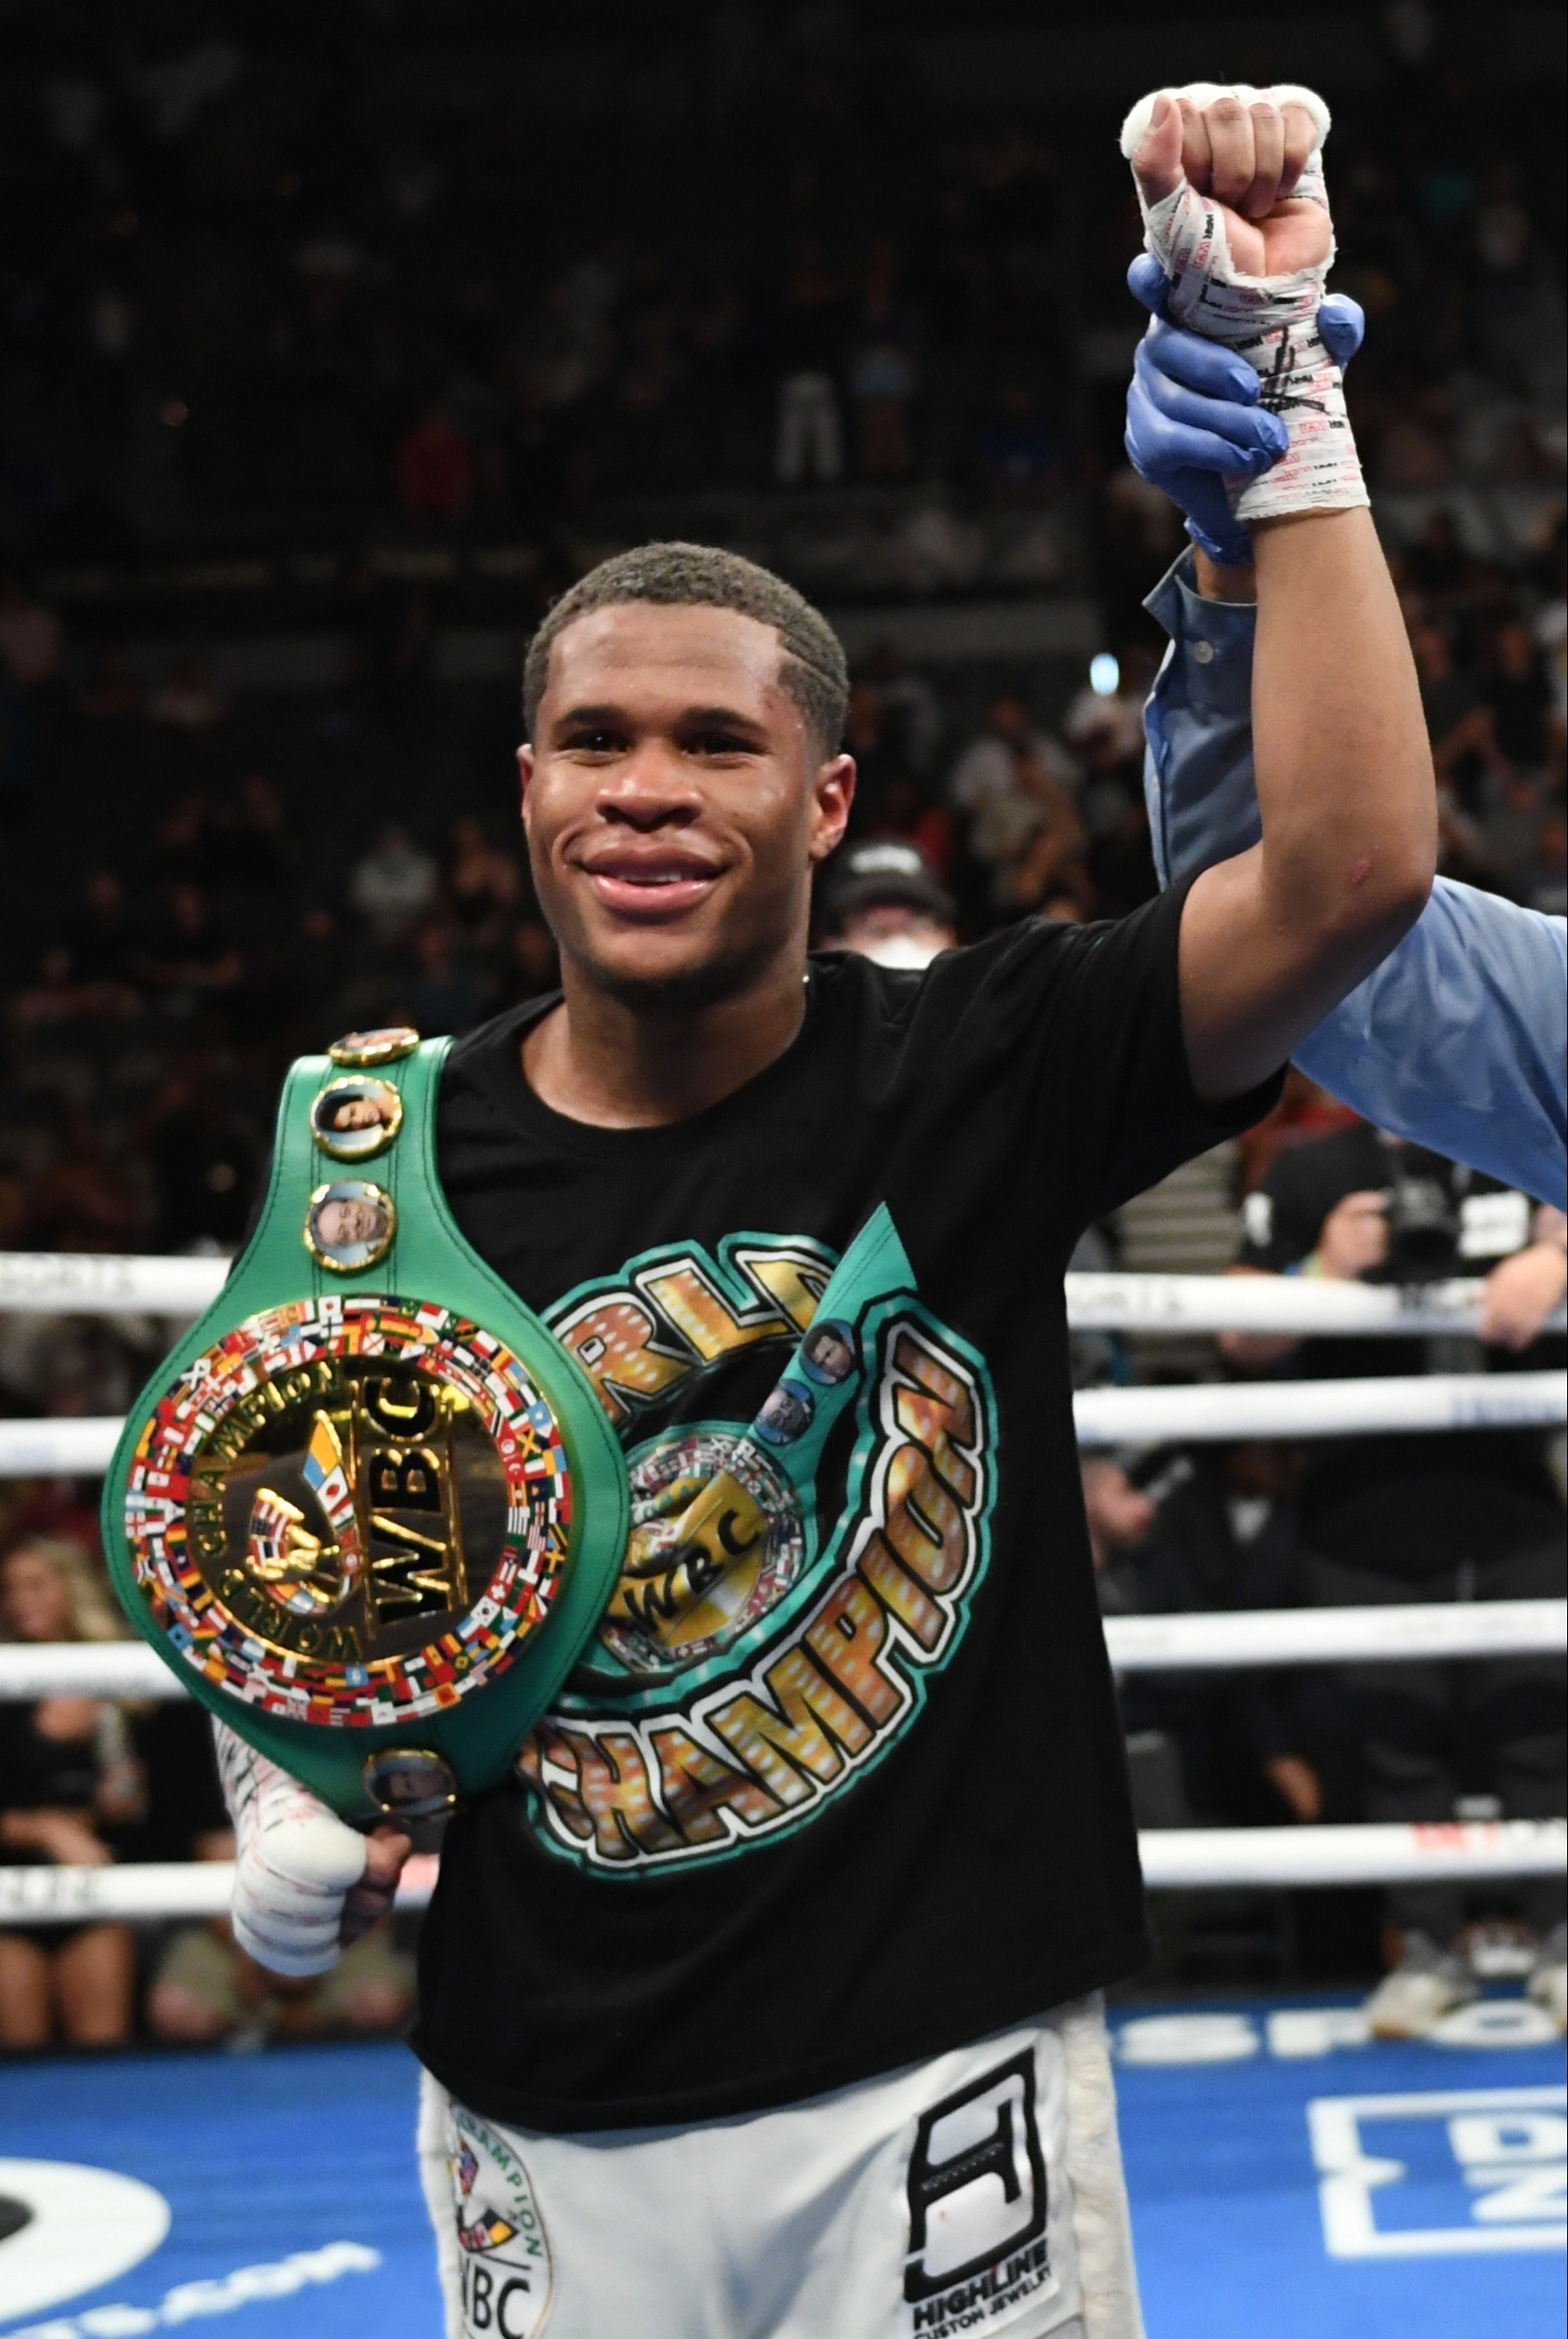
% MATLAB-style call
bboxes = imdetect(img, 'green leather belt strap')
[102,1028,630,1824]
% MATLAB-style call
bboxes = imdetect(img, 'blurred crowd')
[1,3,1565,2045]
[0,9,1561,556]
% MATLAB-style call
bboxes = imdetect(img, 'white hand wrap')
[1120,83,1368,525]
[215,1720,368,1978]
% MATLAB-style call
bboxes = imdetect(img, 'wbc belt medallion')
[103,1028,629,1821]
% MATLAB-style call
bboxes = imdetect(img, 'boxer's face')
[521,604,853,1004]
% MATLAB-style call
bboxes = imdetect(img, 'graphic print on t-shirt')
[514,1206,999,1874]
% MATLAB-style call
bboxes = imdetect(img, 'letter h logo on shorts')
[904,2051,1047,2306]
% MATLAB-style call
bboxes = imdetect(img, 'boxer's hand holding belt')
[1121,84,1368,537]
[216,1719,410,1976]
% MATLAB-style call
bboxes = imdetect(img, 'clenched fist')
[1128,89,1331,276]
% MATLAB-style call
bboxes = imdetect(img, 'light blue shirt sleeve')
[1142,552,1568,1209]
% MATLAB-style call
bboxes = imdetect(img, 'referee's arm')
[1142,551,1567,1209]
[1174,507,1436,1104]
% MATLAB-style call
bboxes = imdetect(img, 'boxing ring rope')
[2,1599,1563,1705]
[4,1822,1564,1928]
[2,1250,1564,1336]
[3,1608,1562,1916]
[2,1369,1561,1478]
[0,1259,1561,1923]
[1072,1368,1566,1446]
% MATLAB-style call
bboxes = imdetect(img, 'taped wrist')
[215,1720,367,1979]
[1121,83,1367,526]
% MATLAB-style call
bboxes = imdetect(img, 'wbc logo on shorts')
[903,2051,1052,2336]
[447,2105,552,2339]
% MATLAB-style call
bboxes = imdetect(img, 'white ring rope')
[1066,1272,1566,1338]
[2,1252,1562,1336]
[2,1371,1562,1480]
[0,1417,128,1476]
[0,1251,229,1315]
[3,1822,1562,1926]
[1,1600,1562,1704]
[1137,1817,1567,1890]
[1073,1369,1566,1447]
[1103,1597,1566,1673]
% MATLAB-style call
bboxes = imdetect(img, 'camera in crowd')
[1380,1170,1462,1280]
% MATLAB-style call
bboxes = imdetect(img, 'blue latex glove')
[1124,251,1366,567]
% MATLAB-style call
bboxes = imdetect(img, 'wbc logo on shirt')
[515,1231,999,1874]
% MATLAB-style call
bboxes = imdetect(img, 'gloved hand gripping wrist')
[1121,83,1368,529]
[215,1719,369,1978]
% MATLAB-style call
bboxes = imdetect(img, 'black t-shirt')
[412,883,1279,2131]
[0,1704,98,1817]
[1237,1122,1559,1565]
[130,1703,230,1864]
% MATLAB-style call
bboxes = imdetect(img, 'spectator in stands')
[0,1539,141,2051]
[25,1111,147,1257]
[135,883,243,1016]
[1522,799,1567,917]
[1478,616,1554,785]
[1086,1446,1316,1835]
[845,241,921,480]
[349,826,439,943]
[974,385,1058,505]
[395,406,474,525]
[146,657,228,738]
[202,774,299,921]
[507,918,560,1006]
[1409,617,1480,789]
[859,641,942,780]
[406,919,495,1035]
[1064,656,1158,919]
[0,579,64,692]
[947,694,1079,822]
[815,840,956,971]
[140,1060,262,1254]
[74,651,146,729]
[772,238,846,486]
[947,695,1083,910]
[445,816,521,947]
[1234,1068,1360,1199]
[989,771,1087,918]
[62,871,141,1005]
[1226,1128,1567,2035]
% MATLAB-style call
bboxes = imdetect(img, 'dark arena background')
[0,5,1564,2337]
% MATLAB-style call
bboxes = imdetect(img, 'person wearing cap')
[815,838,958,969]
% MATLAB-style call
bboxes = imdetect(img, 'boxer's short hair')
[523,542,849,757]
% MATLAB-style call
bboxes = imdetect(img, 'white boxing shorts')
[416,1993,1144,2339]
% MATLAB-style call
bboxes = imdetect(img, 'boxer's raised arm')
[1118,87,1435,1098]
[1178,503,1434,1098]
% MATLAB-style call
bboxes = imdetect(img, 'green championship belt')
[100,1027,630,1825]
